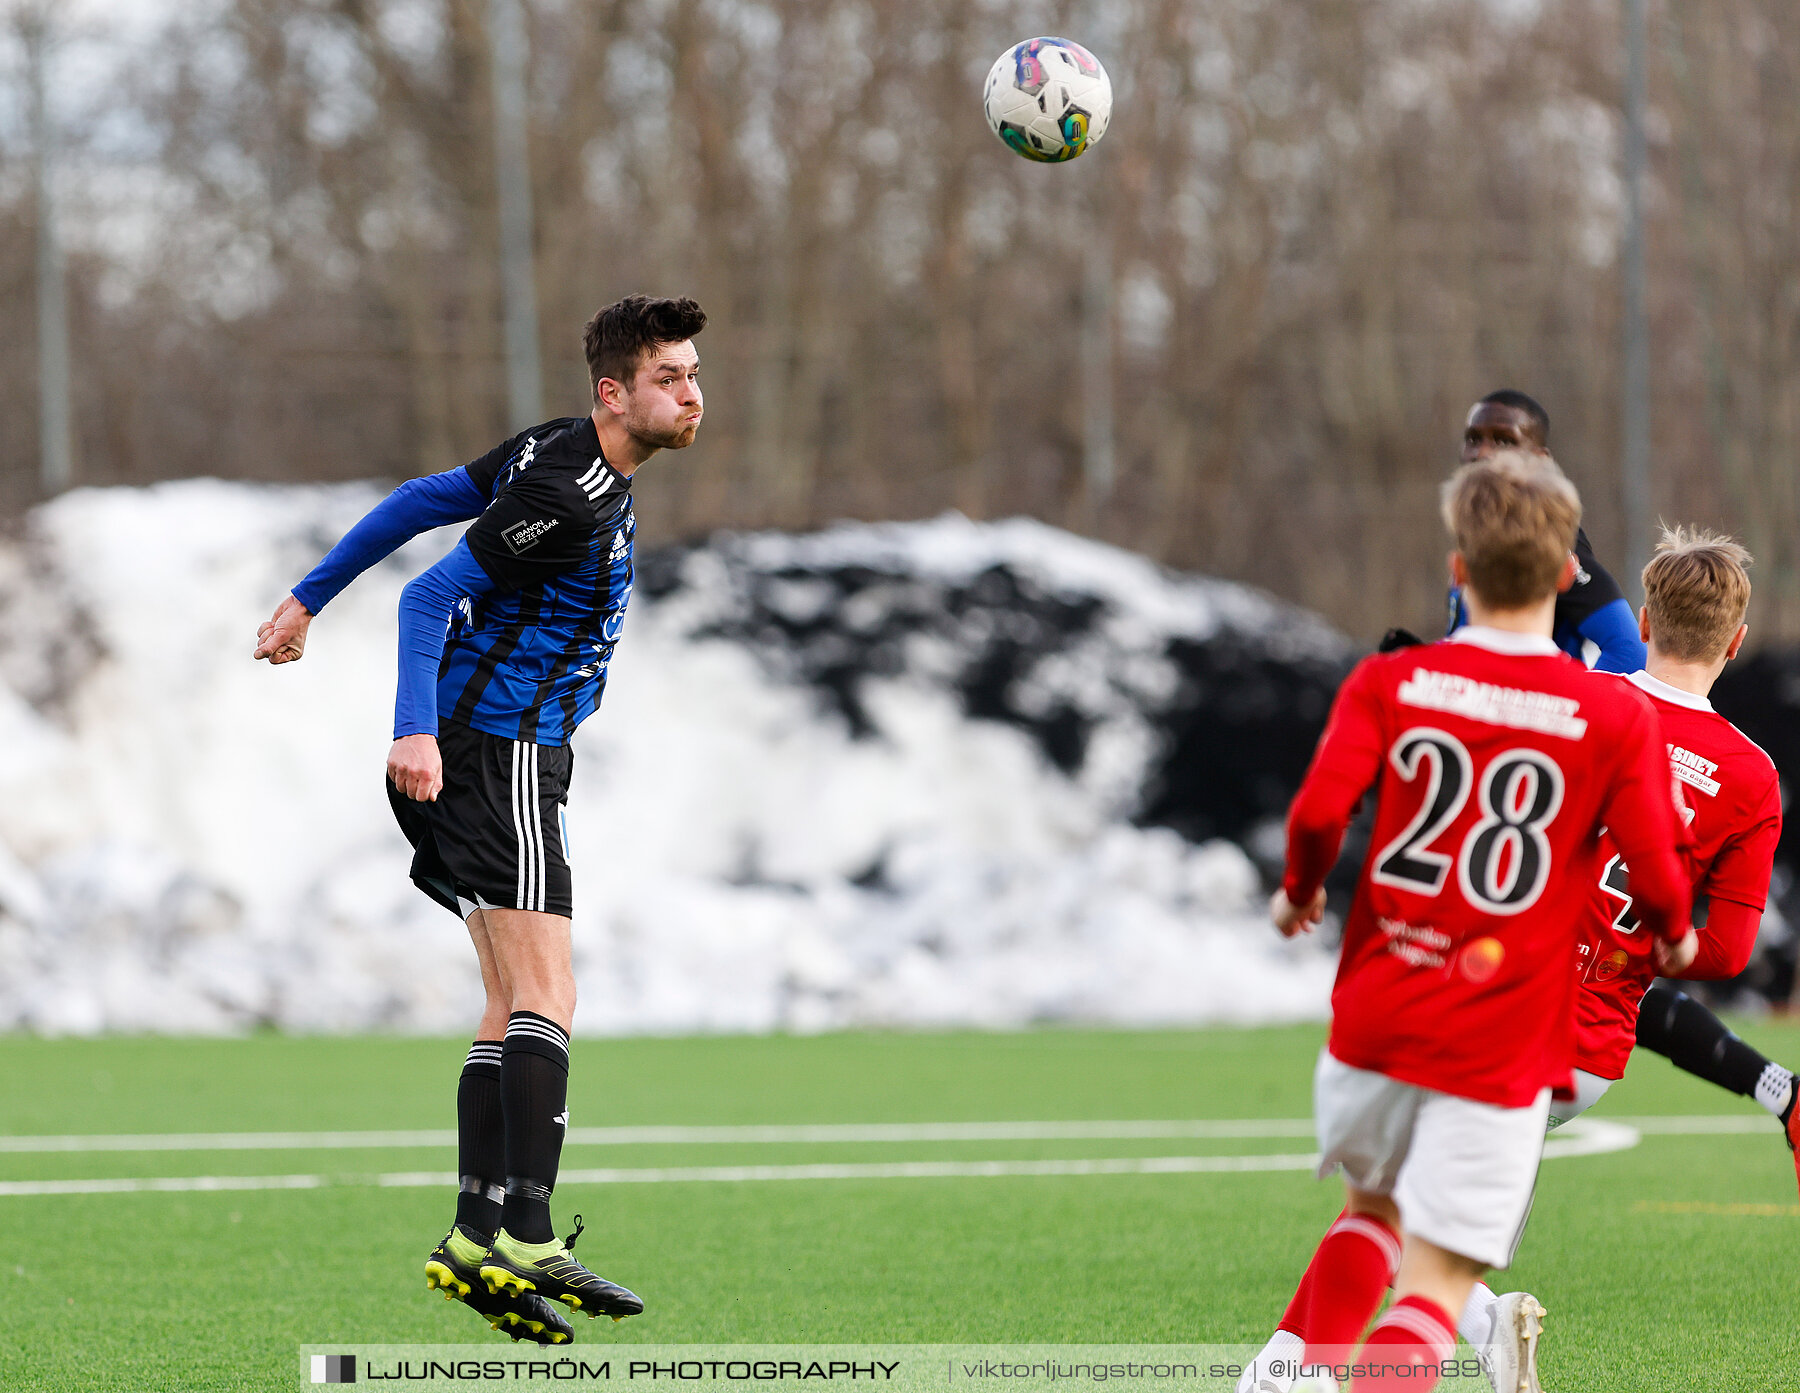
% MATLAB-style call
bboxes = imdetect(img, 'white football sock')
[1457,1281,1499,1347]
[1237,1329,1303,1393]
[1753,1062,1795,1120]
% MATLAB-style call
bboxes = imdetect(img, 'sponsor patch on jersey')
[1377,916,1450,969]
[1459,936,1505,984]
[1594,948,1628,983]
[501,516,559,554]
[1668,744,1722,797]
[1398,668,1588,739]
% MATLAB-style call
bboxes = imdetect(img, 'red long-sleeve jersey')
[1284,628,1692,1107]
[1573,670,1782,1080]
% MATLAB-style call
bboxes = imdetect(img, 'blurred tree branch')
[0,0,1795,642]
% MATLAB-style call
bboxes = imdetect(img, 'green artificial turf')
[0,1024,1795,1390]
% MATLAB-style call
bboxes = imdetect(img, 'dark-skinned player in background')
[1240,450,1695,1393]
[1448,392,1644,673]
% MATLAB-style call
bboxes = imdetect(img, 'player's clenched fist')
[388,733,444,802]
[1270,886,1327,938]
[254,593,313,663]
[1654,927,1700,976]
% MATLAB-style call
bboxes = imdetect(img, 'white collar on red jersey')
[1447,626,1561,657]
[1627,668,1715,712]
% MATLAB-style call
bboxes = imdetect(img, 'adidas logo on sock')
[553,1110,568,1129]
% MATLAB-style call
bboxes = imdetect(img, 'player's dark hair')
[583,295,708,396]
[1478,389,1550,442]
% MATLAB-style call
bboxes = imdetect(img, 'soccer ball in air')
[982,37,1112,163]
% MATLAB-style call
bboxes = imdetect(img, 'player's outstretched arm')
[253,470,491,665]
[253,594,313,663]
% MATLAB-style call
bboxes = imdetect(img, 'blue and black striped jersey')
[442,416,636,745]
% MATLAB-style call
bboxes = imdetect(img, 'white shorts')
[1546,1070,1614,1130]
[1313,1050,1551,1270]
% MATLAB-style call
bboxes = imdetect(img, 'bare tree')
[2,0,1796,642]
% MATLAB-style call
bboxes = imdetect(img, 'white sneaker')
[1479,1291,1547,1393]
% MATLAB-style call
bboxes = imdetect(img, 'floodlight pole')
[1621,0,1651,594]
[25,6,72,495]
[1079,0,1119,512]
[488,0,544,430]
[1083,227,1115,506]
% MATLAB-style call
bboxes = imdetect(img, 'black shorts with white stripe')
[387,718,574,920]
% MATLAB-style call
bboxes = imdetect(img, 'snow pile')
[0,482,1350,1035]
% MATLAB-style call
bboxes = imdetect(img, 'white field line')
[0,1113,1771,1156]
[0,1173,325,1197]
[0,1153,1329,1197]
[1542,1118,1639,1159]
[390,1154,1331,1188]
[0,1119,1319,1154]
[0,1115,1673,1198]
[1609,1114,1785,1135]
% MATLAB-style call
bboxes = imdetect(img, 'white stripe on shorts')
[511,741,529,910]
[509,740,550,913]
[529,743,545,910]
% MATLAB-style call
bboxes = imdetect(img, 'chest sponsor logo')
[501,516,559,553]
[1377,916,1450,969]
[1667,744,1721,797]
[1593,948,1629,983]
[1398,668,1587,739]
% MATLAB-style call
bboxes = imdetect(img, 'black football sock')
[1636,983,1796,1118]
[455,1040,506,1241]
[500,1011,570,1245]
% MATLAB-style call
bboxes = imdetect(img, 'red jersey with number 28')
[1283,628,1692,1107]
[1573,671,1782,1080]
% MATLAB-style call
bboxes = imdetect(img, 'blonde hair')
[1642,525,1752,662]
[1440,449,1582,609]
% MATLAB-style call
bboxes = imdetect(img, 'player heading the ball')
[254,294,709,1343]
[1245,450,1695,1393]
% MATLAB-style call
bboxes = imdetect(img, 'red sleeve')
[1680,770,1782,979]
[1597,697,1693,944]
[1677,898,1763,980]
[1698,770,1782,911]
[1283,658,1387,903]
